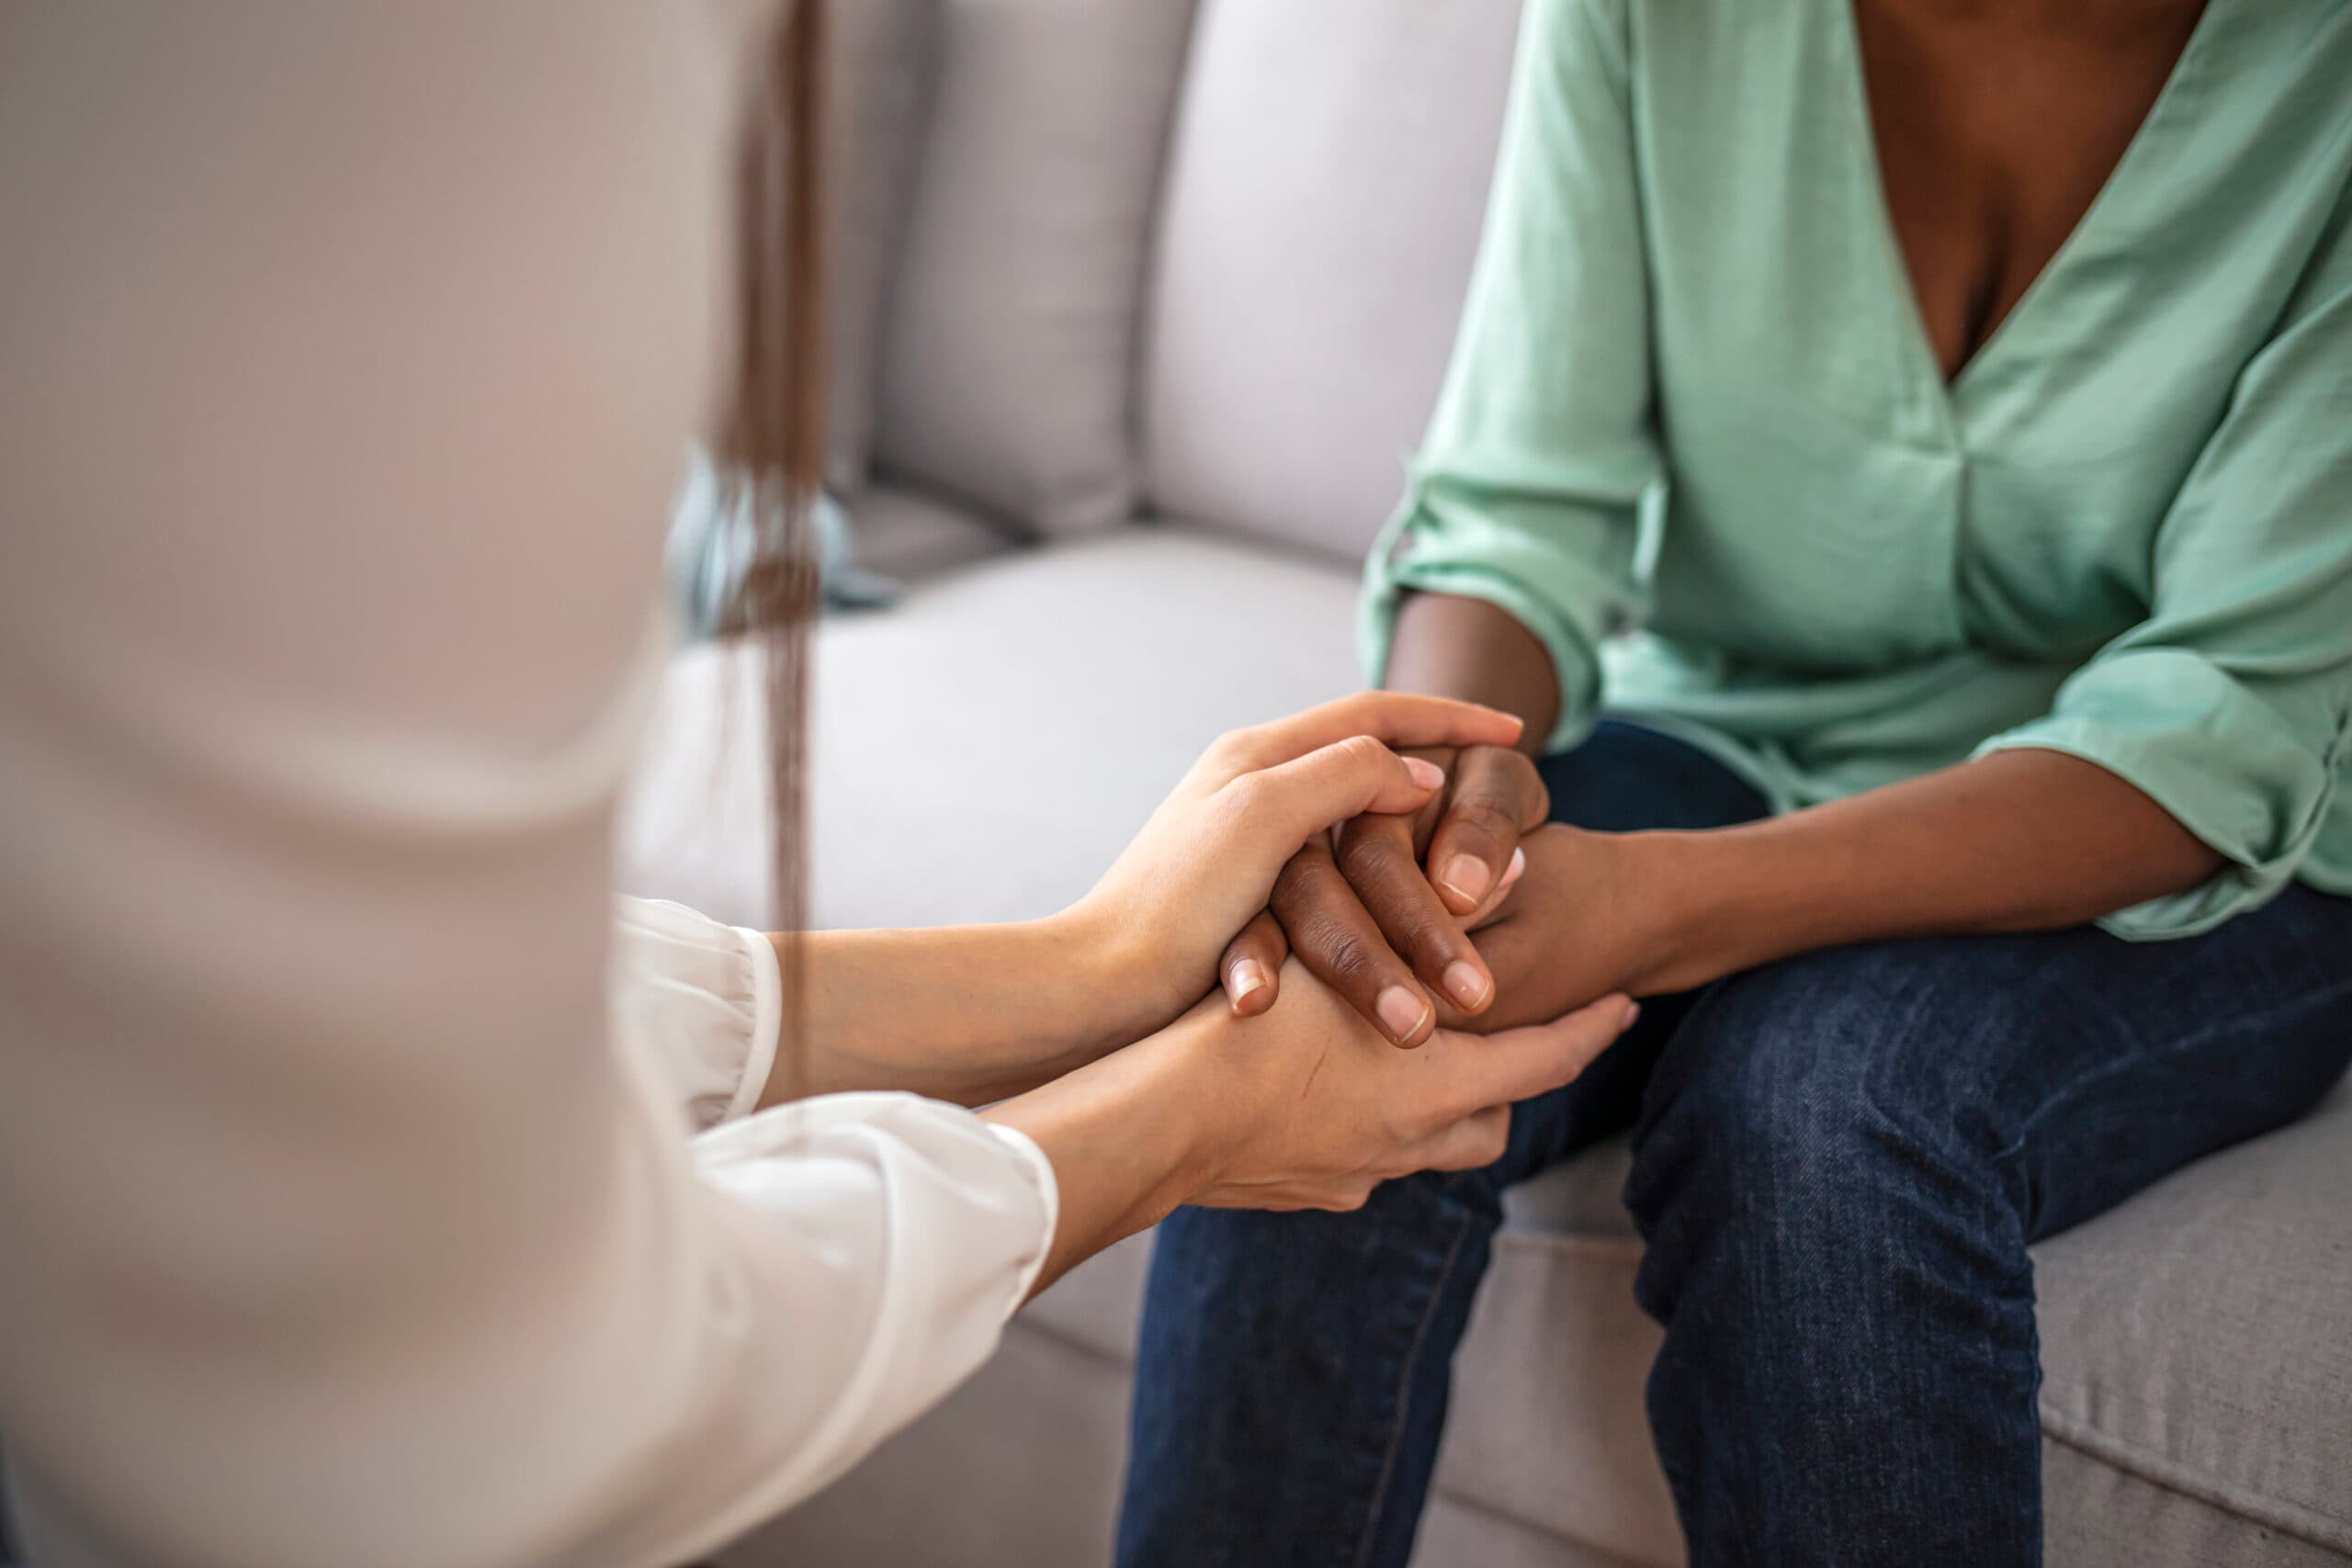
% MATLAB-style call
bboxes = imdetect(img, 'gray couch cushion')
[621,522,1363,931]
[2044,1438,2352,1568]
[845,479,1013,582]
[2034,1077,2352,1561]
[724,1318,1137,1568]
[1139,0,1525,561]
[1503,1129,1640,1241]
[873,0,1198,536]
[827,0,940,492]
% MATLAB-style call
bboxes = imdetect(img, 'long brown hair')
[718,0,827,1098]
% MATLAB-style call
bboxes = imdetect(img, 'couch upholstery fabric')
[826,0,939,491]
[872,0,1199,536]
[843,478,1012,581]
[622,525,1362,933]
[2033,1086,2352,1559]
[1140,0,1525,562]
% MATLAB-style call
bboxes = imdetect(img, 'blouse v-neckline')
[1832,0,2225,420]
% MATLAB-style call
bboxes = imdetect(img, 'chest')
[1625,0,2333,673]
[1849,1,2206,381]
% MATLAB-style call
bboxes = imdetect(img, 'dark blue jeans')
[1118,722,2352,1568]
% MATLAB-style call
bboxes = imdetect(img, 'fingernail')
[1230,958,1269,1004]
[1442,960,1489,1010]
[1499,846,1527,888]
[1402,757,1446,791]
[1440,853,1491,905]
[1376,985,1430,1043]
[1623,999,1642,1029]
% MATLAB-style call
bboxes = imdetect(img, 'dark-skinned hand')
[1216,743,1553,1045]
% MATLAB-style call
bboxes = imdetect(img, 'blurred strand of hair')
[716,0,827,1104]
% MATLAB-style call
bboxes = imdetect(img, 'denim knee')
[1620,957,2030,1332]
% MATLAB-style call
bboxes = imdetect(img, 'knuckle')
[1447,797,1517,842]
[1271,846,1333,906]
[1334,826,1407,884]
[1210,726,1273,773]
[1394,904,1456,953]
[1304,923,1381,981]
[1217,771,1269,817]
[1382,916,1456,976]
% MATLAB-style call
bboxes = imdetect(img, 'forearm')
[1634,749,2227,992]
[765,912,1140,1109]
[980,1010,1221,1298]
[1385,592,1561,750]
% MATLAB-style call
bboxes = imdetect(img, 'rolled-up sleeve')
[1361,0,1659,753]
[1975,226,2352,939]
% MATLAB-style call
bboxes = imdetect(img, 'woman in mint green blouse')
[1124,3,2352,1564]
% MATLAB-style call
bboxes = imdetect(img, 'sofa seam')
[1495,1226,1647,1261]
[1005,1314,1140,1373]
[2038,1397,2352,1552]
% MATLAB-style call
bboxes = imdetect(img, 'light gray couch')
[621,2,2352,1563]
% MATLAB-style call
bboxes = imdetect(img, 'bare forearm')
[764,915,1137,1109]
[1633,749,2226,993]
[980,1015,1221,1298]
[1385,592,1560,750]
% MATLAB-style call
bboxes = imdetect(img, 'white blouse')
[0,7,1057,1566]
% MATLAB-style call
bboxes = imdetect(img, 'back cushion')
[1140,0,1525,561]
[872,0,1199,536]
[827,0,941,493]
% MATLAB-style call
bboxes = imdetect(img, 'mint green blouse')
[1363,0,2352,939]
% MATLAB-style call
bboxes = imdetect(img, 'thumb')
[1239,735,1444,844]
[1438,993,1637,1120]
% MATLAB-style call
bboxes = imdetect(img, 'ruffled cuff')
[609,897,782,1130]
[979,1122,1059,1315]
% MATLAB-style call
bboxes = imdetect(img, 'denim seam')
[1996,974,2352,1164]
[1350,1214,1473,1568]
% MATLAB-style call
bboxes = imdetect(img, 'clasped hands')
[1213,736,1667,1052]
[1024,694,1665,1213]
[816,694,1657,1233]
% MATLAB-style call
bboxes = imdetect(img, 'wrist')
[1140,1000,1255,1200]
[1609,828,1758,995]
[1387,592,1563,750]
[981,997,1236,1262]
[786,918,1144,1108]
[1049,893,1187,1051]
